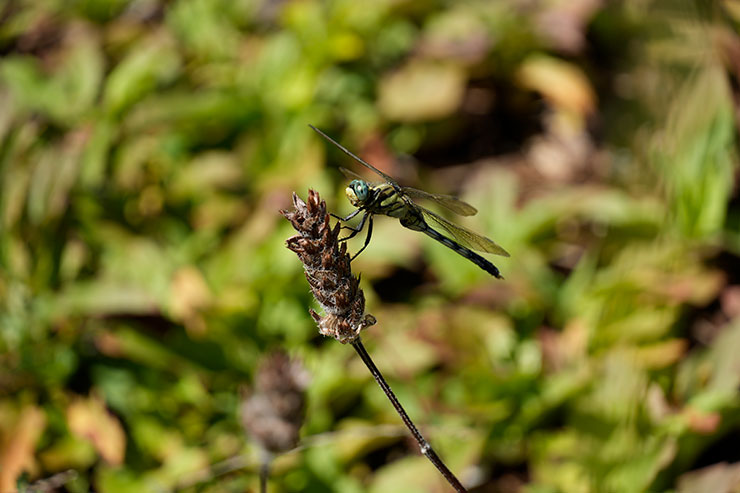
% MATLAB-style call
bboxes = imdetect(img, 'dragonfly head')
[346,179,370,206]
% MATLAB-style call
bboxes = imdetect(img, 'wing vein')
[420,207,510,256]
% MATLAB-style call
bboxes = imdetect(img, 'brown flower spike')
[242,351,309,454]
[282,190,376,343]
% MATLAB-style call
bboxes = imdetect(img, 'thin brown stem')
[259,460,269,493]
[351,339,468,493]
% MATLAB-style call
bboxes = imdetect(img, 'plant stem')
[259,460,269,493]
[351,339,468,492]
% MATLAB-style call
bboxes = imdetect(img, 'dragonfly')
[309,125,509,279]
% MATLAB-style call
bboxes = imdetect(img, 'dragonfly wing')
[402,187,478,216]
[339,167,381,185]
[419,207,510,257]
[310,125,401,189]
[355,157,400,189]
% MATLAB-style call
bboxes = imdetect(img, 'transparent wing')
[419,207,510,256]
[310,125,401,189]
[402,187,478,216]
[339,167,382,185]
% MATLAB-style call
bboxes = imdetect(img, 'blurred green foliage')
[1,0,739,492]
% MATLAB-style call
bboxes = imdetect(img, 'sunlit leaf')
[379,61,466,122]
[517,54,596,116]
[67,394,126,466]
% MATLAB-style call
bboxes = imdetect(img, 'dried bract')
[282,190,376,343]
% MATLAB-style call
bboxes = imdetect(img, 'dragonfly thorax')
[346,179,371,206]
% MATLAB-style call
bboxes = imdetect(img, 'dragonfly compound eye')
[348,180,369,203]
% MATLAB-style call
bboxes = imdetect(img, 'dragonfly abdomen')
[420,225,503,279]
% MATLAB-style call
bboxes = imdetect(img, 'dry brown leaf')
[677,461,740,493]
[683,407,722,434]
[0,405,46,492]
[720,285,740,319]
[535,0,603,54]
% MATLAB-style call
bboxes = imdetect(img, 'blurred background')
[1,0,740,492]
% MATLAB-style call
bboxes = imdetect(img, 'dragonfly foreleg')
[338,211,370,242]
[330,209,362,222]
[350,215,373,261]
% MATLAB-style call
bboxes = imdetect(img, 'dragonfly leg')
[330,209,362,222]
[350,215,373,261]
[331,209,363,232]
[339,211,369,242]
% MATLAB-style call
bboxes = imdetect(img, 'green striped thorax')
[346,179,371,207]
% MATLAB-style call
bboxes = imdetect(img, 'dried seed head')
[281,190,376,343]
[242,351,310,454]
